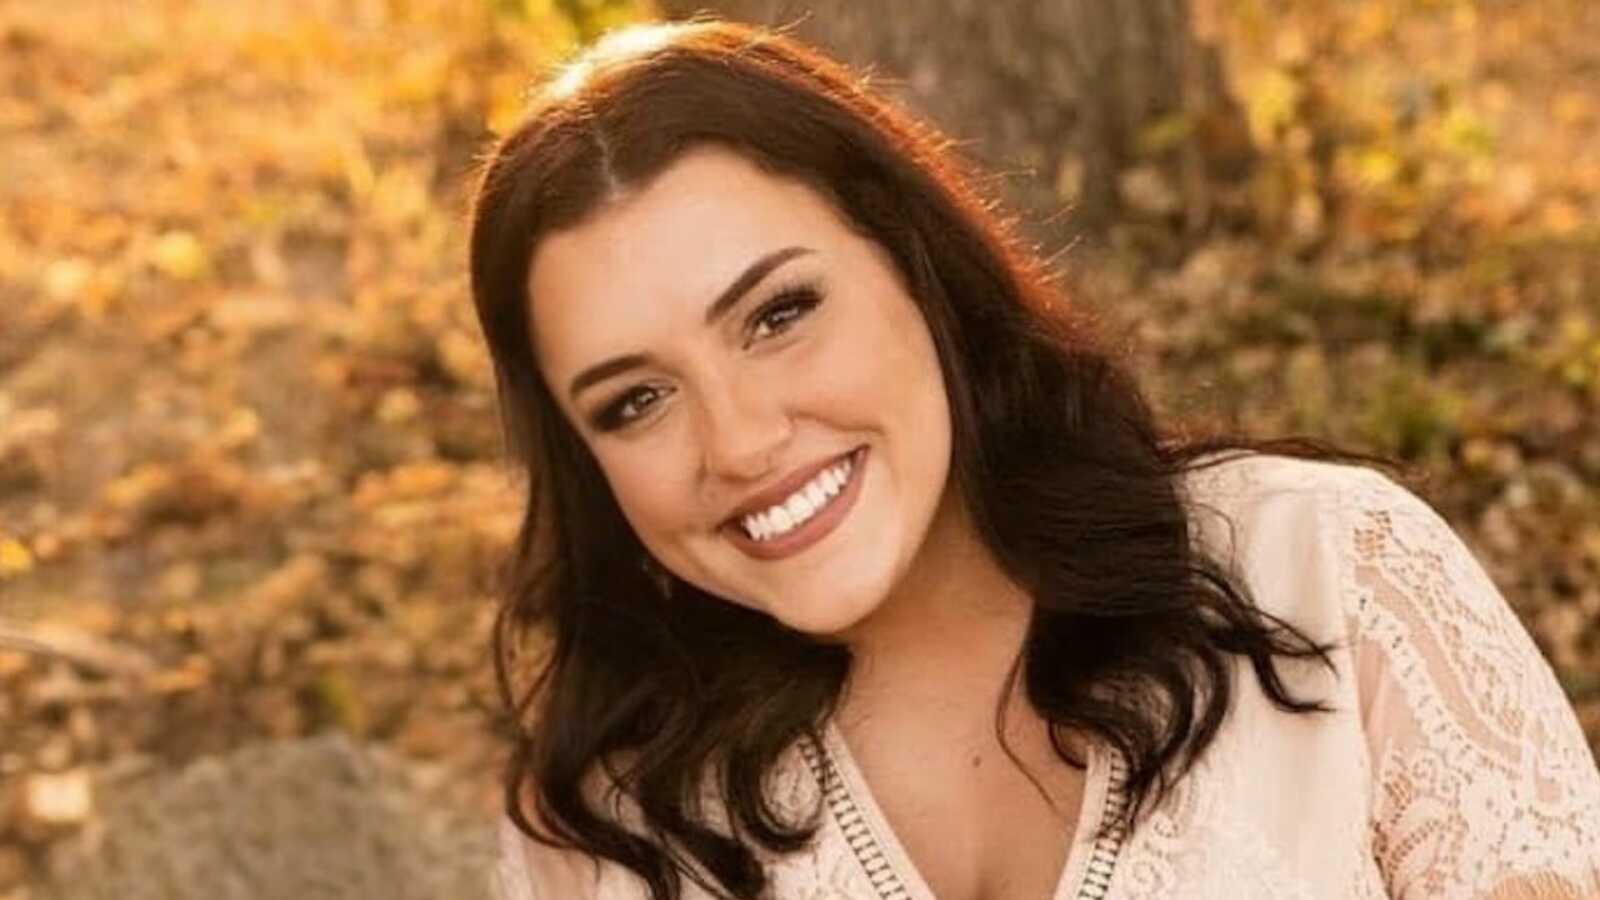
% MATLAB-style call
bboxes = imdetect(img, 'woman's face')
[528,145,955,637]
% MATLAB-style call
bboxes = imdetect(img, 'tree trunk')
[651,0,1255,251]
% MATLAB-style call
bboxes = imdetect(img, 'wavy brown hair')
[469,19,1394,900]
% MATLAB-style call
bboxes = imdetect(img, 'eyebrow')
[565,245,815,402]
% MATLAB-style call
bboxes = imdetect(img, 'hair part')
[470,20,1396,900]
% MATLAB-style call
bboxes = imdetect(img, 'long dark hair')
[470,20,1395,900]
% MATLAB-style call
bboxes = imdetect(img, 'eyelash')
[744,279,823,346]
[590,281,825,432]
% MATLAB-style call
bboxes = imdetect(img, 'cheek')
[593,450,692,553]
[847,305,948,431]
[803,296,944,416]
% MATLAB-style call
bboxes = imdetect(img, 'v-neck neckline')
[802,719,1128,900]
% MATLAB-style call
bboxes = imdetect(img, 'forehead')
[527,146,853,375]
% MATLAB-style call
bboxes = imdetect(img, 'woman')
[469,20,1600,900]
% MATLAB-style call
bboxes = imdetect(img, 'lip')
[721,446,867,561]
[722,445,864,523]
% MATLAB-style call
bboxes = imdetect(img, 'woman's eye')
[594,384,670,431]
[747,285,822,344]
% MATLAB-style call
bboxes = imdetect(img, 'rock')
[15,770,93,840]
[34,734,495,900]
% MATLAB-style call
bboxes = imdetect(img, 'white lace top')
[494,455,1600,899]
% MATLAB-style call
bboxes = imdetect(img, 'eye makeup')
[590,382,673,432]
[586,278,828,433]
[743,276,825,345]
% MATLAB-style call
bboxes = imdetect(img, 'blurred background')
[1,0,1596,897]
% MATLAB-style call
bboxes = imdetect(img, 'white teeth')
[805,483,826,508]
[786,494,812,521]
[739,452,857,542]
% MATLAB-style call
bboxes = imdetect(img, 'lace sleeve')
[1337,470,1600,900]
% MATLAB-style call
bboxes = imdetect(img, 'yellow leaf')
[370,164,430,227]
[102,464,176,512]
[1353,2,1393,45]
[342,137,376,200]
[486,70,533,135]
[42,258,92,301]
[1541,200,1584,236]
[1135,113,1195,158]
[389,46,452,106]
[1553,91,1594,127]
[1355,148,1402,188]
[1246,68,1301,143]
[0,538,34,577]
[1440,106,1496,159]
[150,230,211,281]
[377,387,421,423]
[388,461,457,499]
[1273,26,1309,65]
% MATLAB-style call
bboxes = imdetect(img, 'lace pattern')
[1336,468,1600,899]
[795,736,915,900]
[494,456,1600,899]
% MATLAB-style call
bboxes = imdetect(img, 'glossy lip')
[721,446,867,561]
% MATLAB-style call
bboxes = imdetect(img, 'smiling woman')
[468,19,1600,900]
[528,145,953,637]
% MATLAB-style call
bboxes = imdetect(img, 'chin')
[757,567,897,640]
[767,601,871,639]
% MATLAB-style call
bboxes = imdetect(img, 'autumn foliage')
[1,0,1596,892]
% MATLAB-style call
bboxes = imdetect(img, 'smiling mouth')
[723,446,867,560]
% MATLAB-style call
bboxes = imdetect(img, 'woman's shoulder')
[495,811,606,900]
[1183,456,1600,896]
[493,759,657,900]
[1176,451,1429,630]
[1179,450,1402,509]
[1178,450,1439,560]
[1180,450,1408,550]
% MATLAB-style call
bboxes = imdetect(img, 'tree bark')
[652,0,1255,250]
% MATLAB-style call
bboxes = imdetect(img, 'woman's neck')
[835,491,1036,736]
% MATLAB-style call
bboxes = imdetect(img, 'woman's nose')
[694,374,791,482]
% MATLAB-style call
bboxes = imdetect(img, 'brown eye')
[747,284,823,344]
[593,384,672,431]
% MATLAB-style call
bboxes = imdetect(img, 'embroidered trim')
[798,735,914,900]
[1076,749,1129,900]
[800,733,1132,900]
